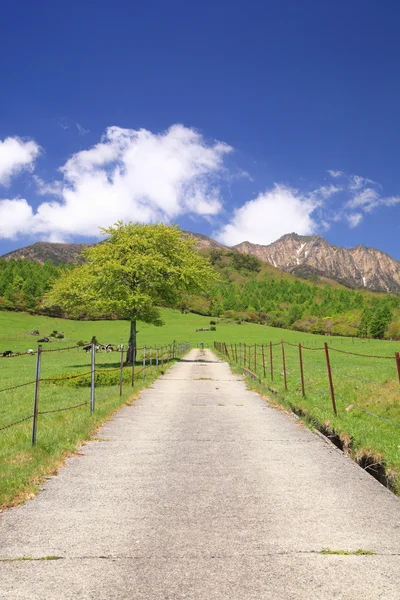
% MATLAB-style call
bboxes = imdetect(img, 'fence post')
[239,343,242,365]
[254,344,257,373]
[270,341,273,381]
[119,348,124,396]
[156,347,159,370]
[143,346,146,379]
[261,344,266,378]
[299,343,305,397]
[131,345,136,387]
[395,352,400,385]
[324,343,337,415]
[235,343,238,363]
[31,345,42,445]
[281,340,287,391]
[90,341,96,414]
[243,343,246,367]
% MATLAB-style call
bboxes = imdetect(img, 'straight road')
[0,348,399,599]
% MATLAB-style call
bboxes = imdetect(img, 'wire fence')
[214,340,400,430]
[0,340,190,444]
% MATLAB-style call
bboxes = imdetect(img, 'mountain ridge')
[1,231,399,294]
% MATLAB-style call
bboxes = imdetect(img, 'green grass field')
[215,337,400,494]
[1,308,400,505]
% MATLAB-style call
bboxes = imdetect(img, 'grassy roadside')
[214,344,400,495]
[0,356,181,510]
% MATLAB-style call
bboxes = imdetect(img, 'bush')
[55,333,64,339]
[209,320,217,325]
[76,340,87,347]
[210,325,216,331]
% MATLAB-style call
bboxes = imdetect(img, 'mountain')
[232,233,400,294]
[1,241,92,265]
[2,231,399,294]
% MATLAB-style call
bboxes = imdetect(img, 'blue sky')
[1,0,400,258]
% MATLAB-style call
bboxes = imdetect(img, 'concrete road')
[0,348,399,599]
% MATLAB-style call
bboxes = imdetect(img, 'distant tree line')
[1,251,400,339]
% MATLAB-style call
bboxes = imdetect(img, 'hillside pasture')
[1,308,400,506]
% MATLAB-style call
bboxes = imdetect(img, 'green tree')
[46,222,217,361]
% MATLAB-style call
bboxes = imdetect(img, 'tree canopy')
[46,222,217,352]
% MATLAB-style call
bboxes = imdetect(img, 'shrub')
[76,340,87,346]
[55,333,64,339]
[209,320,217,325]
[210,325,216,331]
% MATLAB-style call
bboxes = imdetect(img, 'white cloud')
[315,184,342,200]
[345,187,380,212]
[0,199,33,239]
[348,174,376,190]
[327,170,344,178]
[0,125,232,240]
[0,137,40,186]
[216,184,320,246]
[76,123,90,136]
[346,212,363,228]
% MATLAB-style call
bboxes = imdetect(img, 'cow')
[2,350,13,357]
[38,337,50,343]
[117,344,124,352]
[102,344,114,352]
[27,349,34,355]
[83,344,102,352]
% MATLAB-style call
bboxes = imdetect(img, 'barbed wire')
[38,402,88,415]
[0,414,32,432]
[328,347,395,359]
[0,380,36,394]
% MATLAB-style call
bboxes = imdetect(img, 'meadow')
[1,308,400,506]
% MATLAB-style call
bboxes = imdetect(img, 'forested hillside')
[1,252,399,339]
[189,250,400,339]
[0,259,64,312]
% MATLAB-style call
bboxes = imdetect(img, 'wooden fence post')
[270,341,273,381]
[299,343,305,397]
[395,352,400,385]
[131,345,136,387]
[281,340,287,391]
[261,344,266,378]
[324,343,337,415]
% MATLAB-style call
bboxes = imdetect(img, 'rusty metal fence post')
[119,348,124,396]
[299,343,305,397]
[31,345,42,445]
[261,344,266,378]
[131,345,136,387]
[324,342,337,415]
[395,352,400,385]
[270,341,273,381]
[281,340,287,391]
[90,341,96,414]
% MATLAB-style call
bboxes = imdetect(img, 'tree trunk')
[126,319,137,365]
